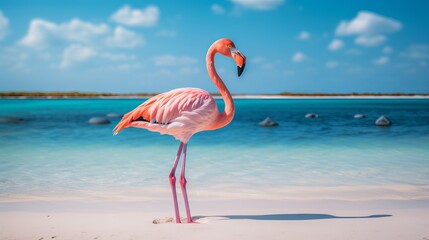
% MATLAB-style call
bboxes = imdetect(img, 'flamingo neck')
[206,45,235,129]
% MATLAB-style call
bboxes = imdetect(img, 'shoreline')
[2,184,429,203]
[232,95,429,99]
[1,94,429,99]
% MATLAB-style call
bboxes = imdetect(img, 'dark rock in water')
[89,117,110,125]
[259,117,278,127]
[106,113,122,118]
[305,113,319,118]
[354,114,367,118]
[0,117,24,123]
[375,116,391,126]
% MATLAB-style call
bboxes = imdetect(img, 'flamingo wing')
[113,88,217,141]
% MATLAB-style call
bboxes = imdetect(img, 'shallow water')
[1,98,429,199]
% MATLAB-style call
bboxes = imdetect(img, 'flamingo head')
[215,38,246,77]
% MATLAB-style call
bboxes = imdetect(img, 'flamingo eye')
[227,44,232,48]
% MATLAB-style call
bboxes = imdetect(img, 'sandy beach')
[2,98,429,239]
[1,196,429,240]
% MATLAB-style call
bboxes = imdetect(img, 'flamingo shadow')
[195,213,392,222]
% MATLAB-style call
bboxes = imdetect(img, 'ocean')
[1,98,429,200]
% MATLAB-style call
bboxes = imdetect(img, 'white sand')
[1,197,429,240]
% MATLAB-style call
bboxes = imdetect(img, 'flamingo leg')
[169,142,184,223]
[179,143,194,223]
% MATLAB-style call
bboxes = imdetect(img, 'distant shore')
[1,91,429,99]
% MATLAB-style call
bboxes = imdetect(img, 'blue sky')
[0,0,428,94]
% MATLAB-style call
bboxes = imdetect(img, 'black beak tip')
[237,63,245,77]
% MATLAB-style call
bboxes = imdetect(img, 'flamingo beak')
[231,48,246,77]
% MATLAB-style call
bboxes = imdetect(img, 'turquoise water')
[1,98,429,199]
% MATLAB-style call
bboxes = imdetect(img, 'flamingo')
[113,38,246,223]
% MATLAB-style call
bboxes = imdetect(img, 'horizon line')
[1,91,429,98]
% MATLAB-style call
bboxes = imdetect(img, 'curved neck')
[206,44,235,129]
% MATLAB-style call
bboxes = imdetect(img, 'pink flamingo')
[113,38,246,223]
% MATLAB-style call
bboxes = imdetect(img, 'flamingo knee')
[169,173,177,185]
[180,176,187,187]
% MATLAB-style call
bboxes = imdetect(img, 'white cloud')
[297,31,310,40]
[0,10,9,40]
[60,44,97,68]
[335,11,402,36]
[19,18,147,51]
[61,19,109,42]
[111,5,159,27]
[230,0,284,10]
[105,26,144,48]
[401,44,429,60]
[153,55,197,66]
[19,19,57,48]
[328,39,344,51]
[383,46,393,54]
[292,52,306,62]
[372,56,389,65]
[16,17,145,71]
[326,61,339,68]
[211,4,226,14]
[19,18,109,49]
[355,35,386,46]
[335,11,402,48]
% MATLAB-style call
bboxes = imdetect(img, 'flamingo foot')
[183,217,199,224]
[152,217,200,224]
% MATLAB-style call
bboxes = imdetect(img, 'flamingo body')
[114,88,219,143]
[113,38,246,223]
